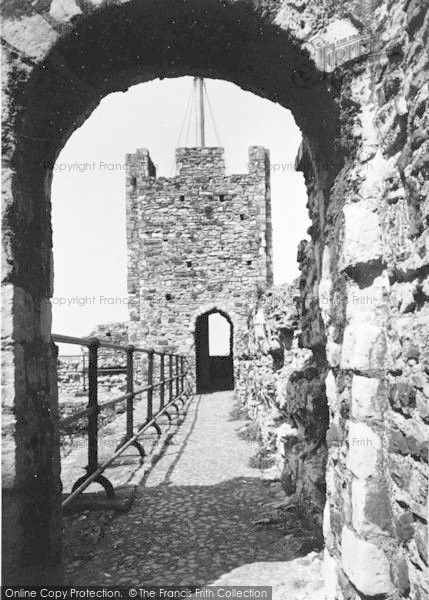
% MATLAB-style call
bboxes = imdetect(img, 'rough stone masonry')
[1,0,428,597]
[126,146,272,354]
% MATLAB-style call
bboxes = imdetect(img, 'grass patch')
[249,447,275,470]
[237,422,260,443]
[229,402,249,421]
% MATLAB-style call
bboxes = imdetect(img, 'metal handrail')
[53,333,176,356]
[53,333,191,507]
[62,389,188,508]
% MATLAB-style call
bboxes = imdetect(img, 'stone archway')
[2,0,426,596]
[1,3,338,578]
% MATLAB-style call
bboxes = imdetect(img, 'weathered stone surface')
[352,478,393,535]
[236,284,328,526]
[389,379,417,415]
[351,375,383,421]
[49,0,82,22]
[1,13,59,62]
[395,510,415,543]
[341,526,394,596]
[339,204,383,271]
[127,146,271,356]
[346,275,388,324]
[414,523,428,566]
[346,421,381,479]
[389,419,429,460]
[2,0,429,596]
[341,324,386,372]
[323,548,339,600]
[1,284,35,343]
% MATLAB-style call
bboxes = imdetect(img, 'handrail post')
[82,352,87,392]
[180,356,185,393]
[147,349,154,420]
[175,355,179,397]
[160,354,165,409]
[126,345,135,440]
[169,354,173,403]
[87,337,100,474]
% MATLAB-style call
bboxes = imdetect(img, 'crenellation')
[126,145,273,355]
[2,0,429,593]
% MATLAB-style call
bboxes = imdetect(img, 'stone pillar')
[1,253,62,585]
[2,94,62,581]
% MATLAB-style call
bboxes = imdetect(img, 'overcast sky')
[52,77,309,352]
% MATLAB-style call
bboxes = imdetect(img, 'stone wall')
[126,146,272,355]
[56,322,129,400]
[236,284,329,527]
[1,0,428,595]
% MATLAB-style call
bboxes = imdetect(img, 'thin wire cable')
[172,78,228,174]
[204,81,222,146]
[169,79,195,176]
[204,80,229,172]
[185,82,196,147]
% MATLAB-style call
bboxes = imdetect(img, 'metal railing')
[53,334,191,508]
[58,353,129,393]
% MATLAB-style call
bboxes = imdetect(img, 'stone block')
[326,424,342,446]
[396,282,417,313]
[416,392,429,422]
[406,0,427,34]
[351,375,383,420]
[395,511,415,543]
[325,370,337,409]
[1,14,59,62]
[347,274,388,323]
[319,246,333,327]
[323,502,331,540]
[389,420,429,460]
[1,284,35,344]
[389,380,416,415]
[346,421,381,478]
[352,478,393,534]
[415,523,428,566]
[341,324,386,372]
[326,336,342,368]
[340,204,383,271]
[323,548,339,600]
[341,526,394,596]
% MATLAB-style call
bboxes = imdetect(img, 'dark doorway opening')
[195,310,234,393]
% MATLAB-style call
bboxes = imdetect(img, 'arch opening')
[195,310,234,394]
[2,0,343,586]
[9,0,341,301]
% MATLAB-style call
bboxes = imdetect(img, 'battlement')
[175,147,226,177]
[126,148,156,188]
[126,145,269,183]
[126,144,273,353]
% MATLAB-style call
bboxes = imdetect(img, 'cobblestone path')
[65,392,324,597]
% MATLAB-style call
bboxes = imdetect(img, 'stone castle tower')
[126,145,272,360]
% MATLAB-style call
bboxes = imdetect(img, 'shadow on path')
[66,476,318,585]
[64,392,322,586]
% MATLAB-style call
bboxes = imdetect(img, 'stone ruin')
[1,0,428,597]
[126,145,272,356]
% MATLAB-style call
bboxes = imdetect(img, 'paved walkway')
[65,392,324,598]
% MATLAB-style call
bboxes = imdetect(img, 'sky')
[52,77,309,353]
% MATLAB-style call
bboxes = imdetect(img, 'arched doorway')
[195,310,234,393]
[2,0,341,585]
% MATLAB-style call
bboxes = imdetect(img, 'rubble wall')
[1,0,428,594]
[236,284,329,528]
[126,146,272,356]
